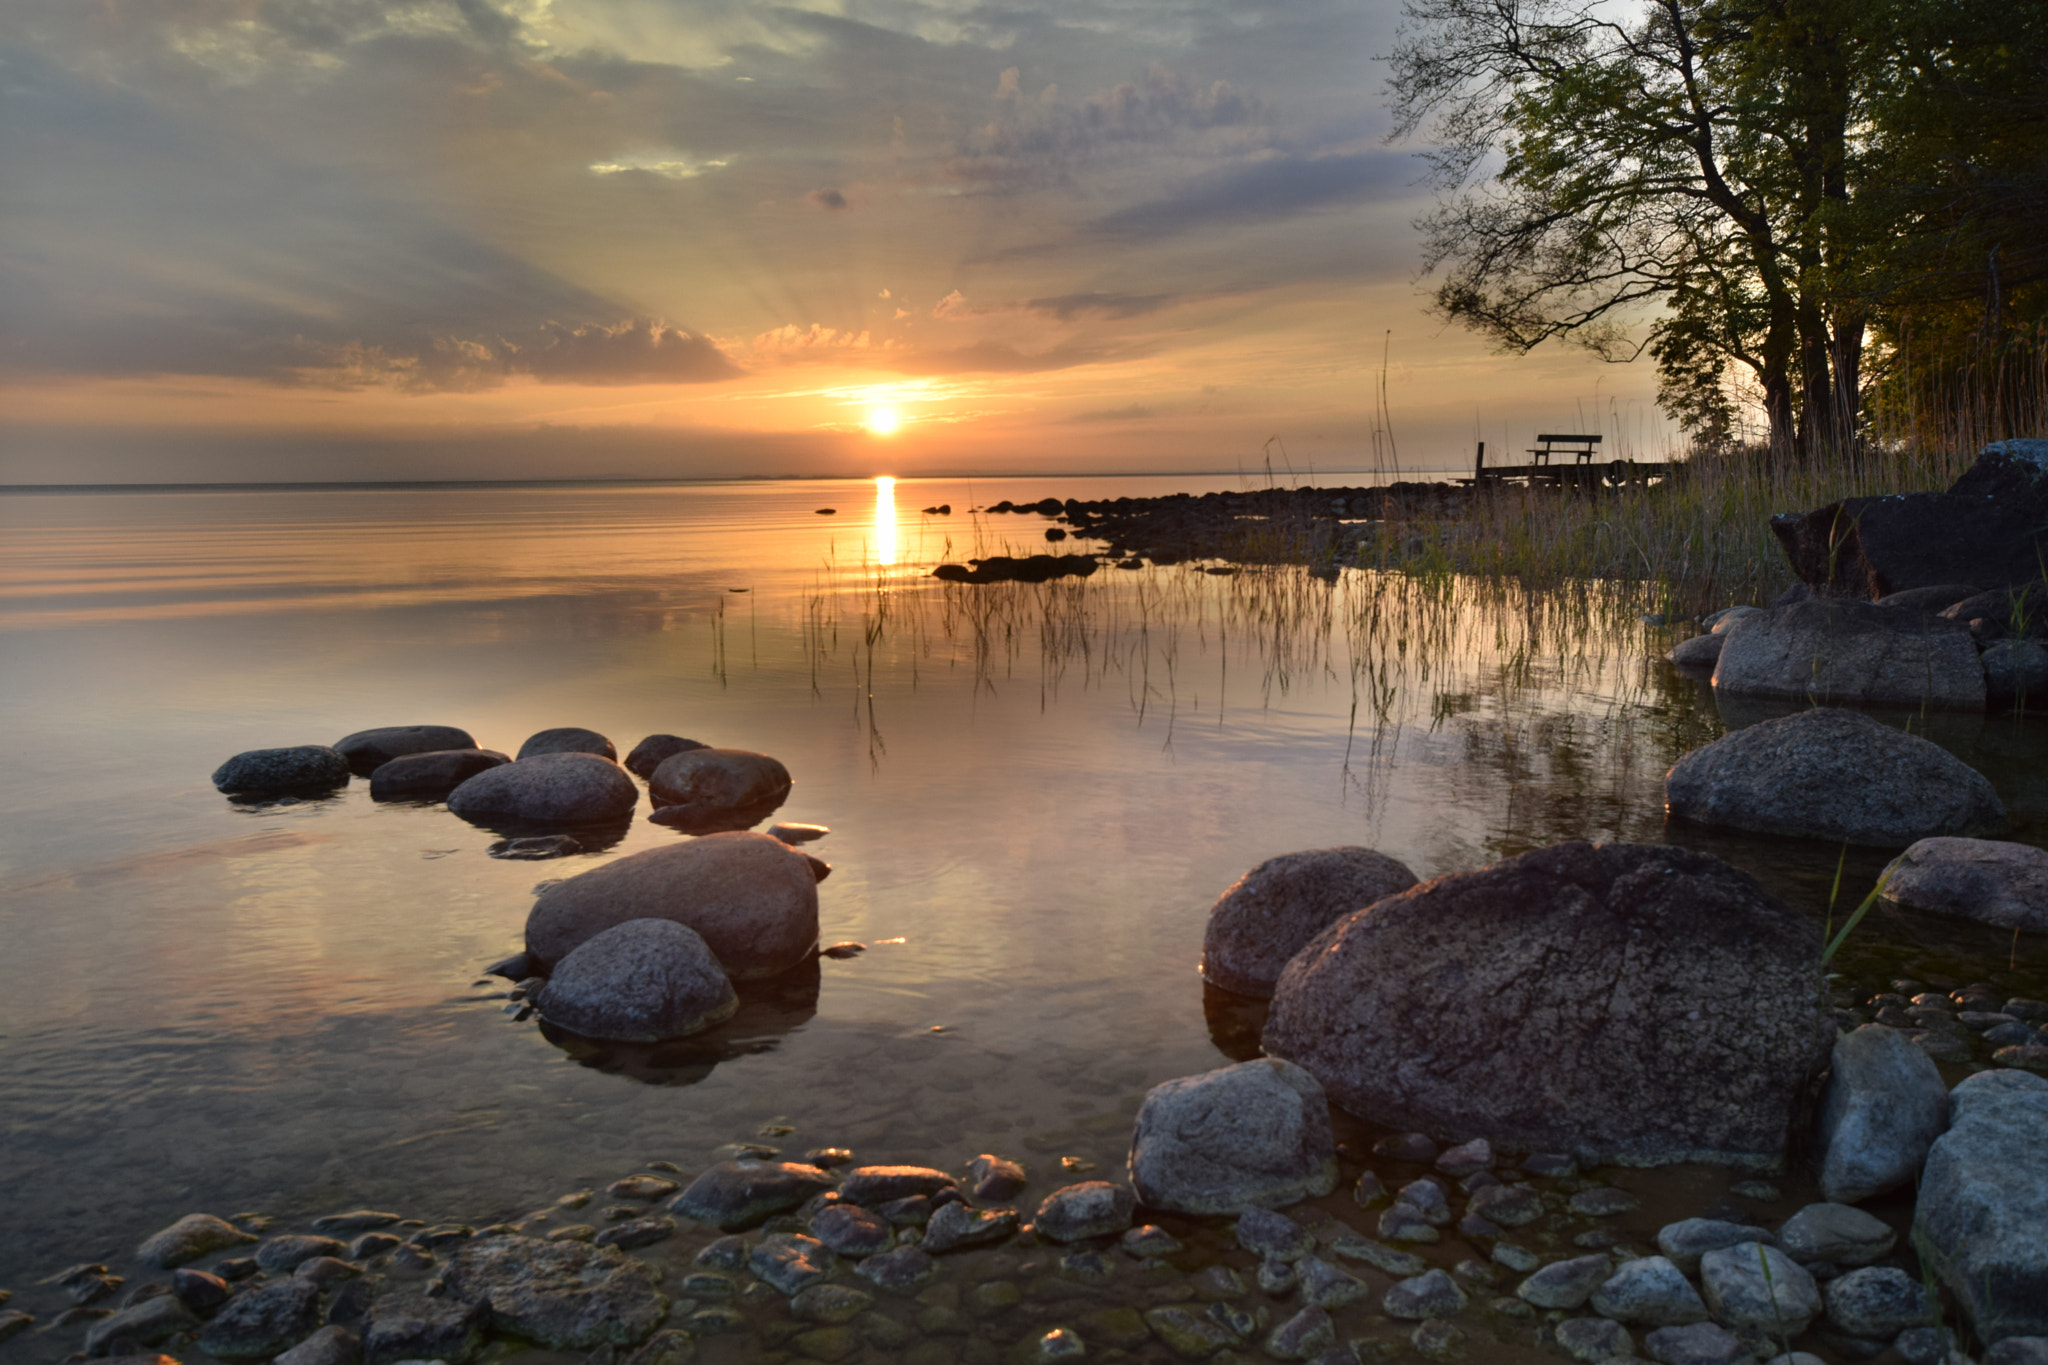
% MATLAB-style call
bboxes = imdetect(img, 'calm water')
[1,476,2042,1329]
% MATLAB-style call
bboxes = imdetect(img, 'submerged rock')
[1667,634,1725,667]
[535,919,737,1042]
[1882,838,2048,933]
[137,1213,257,1268]
[369,749,508,800]
[1201,847,1418,998]
[1712,599,1986,709]
[1033,1182,1135,1243]
[443,1234,668,1348]
[525,831,820,977]
[1127,1057,1339,1214]
[447,753,639,826]
[1665,708,2007,845]
[518,727,617,761]
[335,725,478,776]
[211,747,350,796]
[671,1162,835,1231]
[1916,1069,2048,1343]
[1262,842,1830,1169]
[1817,1024,1950,1204]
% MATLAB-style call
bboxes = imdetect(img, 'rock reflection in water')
[537,956,821,1085]
[441,812,634,855]
[1202,982,1271,1064]
[647,796,787,835]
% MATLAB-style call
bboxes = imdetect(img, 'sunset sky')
[2,0,1670,483]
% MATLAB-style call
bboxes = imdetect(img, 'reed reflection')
[873,476,897,566]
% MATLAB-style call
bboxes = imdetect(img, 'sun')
[865,405,901,436]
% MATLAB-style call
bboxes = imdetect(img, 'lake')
[1,476,2041,1360]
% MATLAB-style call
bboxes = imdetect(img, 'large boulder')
[1201,848,1418,998]
[368,749,508,800]
[1815,1025,1950,1204]
[625,734,708,779]
[333,725,477,777]
[1261,842,1830,1170]
[535,919,738,1042]
[1664,707,2007,845]
[1127,1058,1339,1213]
[518,727,617,761]
[647,748,792,832]
[442,1235,667,1348]
[1769,440,2048,598]
[447,753,639,827]
[1916,1069,2048,1344]
[1881,838,2048,933]
[211,746,350,796]
[525,831,819,977]
[1711,600,1985,710]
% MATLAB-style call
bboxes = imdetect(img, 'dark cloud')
[1072,403,1156,421]
[1024,292,1178,320]
[1084,151,1414,241]
[883,338,1139,376]
[806,187,850,211]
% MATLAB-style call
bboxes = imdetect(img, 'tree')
[1385,0,1877,459]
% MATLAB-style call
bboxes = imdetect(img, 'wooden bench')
[1527,433,1602,466]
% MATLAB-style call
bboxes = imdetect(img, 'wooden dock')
[1457,435,1654,489]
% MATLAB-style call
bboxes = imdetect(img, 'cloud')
[589,153,732,179]
[806,187,849,210]
[1024,292,1178,320]
[1073,403,1156,421]
[1083,151,1413,241]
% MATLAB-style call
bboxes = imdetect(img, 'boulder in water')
[1262,842,1830,1170]
[624,734,709,779]
[647,748,792,830]
[334,725,478,777]
[1915,1069,2048,1344]
[1712,599,1985,710]
[369,749,508,800]
[447,753,639,827]
[1665,707,2006,845]
[1815,1024,1949,1204]
[212,746,350,796]
[442,1234,668,1348]
[525,831,819,978]
[1201,848,1418,999]
[518,727,617,761]
[535,919,738,1042]
[1881,837,2048,933]
[1127,1057,1339,1213]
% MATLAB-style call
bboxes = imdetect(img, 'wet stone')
[1643,1321,1748,1365]
[1352,1171,1386,1206]
[1236,1207,1316,1262]
[877,1194,932,1226]
[1264,1306,1336,1359]
[791,1285,874,1325]
[793,1325,860,1362]
[1436,1138,1495,1178]
[1458,1212,1504,1240]
[1383,1269,1467,1320]
[968,1281,1021,1316]
[855,1245,938,1294]
[1328,1235,1427,1277]
[855,1312,914,1349]
[1121,1225,1183,1259]
[1034,1182,1136,1243]
[968,1154,1027,1203]
[922,1201,1018,1253]
[1452,1259,1498,1286]
[1296,1257,1367,1309]
[805,1147,856,1167]
[812,1203,893,1257]
[679,1272,735,1298]
[272,1324,359,1365]
[595,1217,675,1250]
[672,1162,836,1231]
[1776,1202,1895,1266]
[1698,1242,1821,1337]
[1376,1205,1441,1243]
[1395,1178,1453,1226]
[624,1330,698,1365]
[1490,1295,1535,1319]
[137,1214,257,1269]
[1204,1301,1258,1341]
[293,1258,359,1290]
[751,1233,835,1294]
[1555,1316,1633,1362]
[1823,1266,1935,1337]
[409,1223,473,1248]
[1412,1319,1464,1357]
[1589,1255,1709,1326]
[1374,1133,1440,1162]
[1144,1306,1239,1357]
[1080,1306,1151,1350]
[1516,1255,1611,1310]
[546,1225,595,1243]
[1256,1258,1296,1295]
[609,1176,681,1200]
[840,1165,958,1205]
[1568,1187,1640,1217]
[1522,1152,1578,1178]
[171,1269,229,1312]
[313,1211,402,1233]
[1058,1250,1114,1285]
[346,1233,400,1259]
[1191,1265,1248,1299]
[85,1297,199,1354]
[198,1279,322,1358]
[1654,1219,1776,1275]
[695,1235,749,1270]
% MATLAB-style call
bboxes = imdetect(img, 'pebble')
[750,1233,836,1294]
[1395,1177,1453,1225]
[311,1210,401,1232]
[1352,1171,1386,1206]
[1490,1242,1540,1273]
[608,1176,680,1200]
[920,1202,1017,1253]
[1568,1187,1640,1217]
[1467,1183,1542,1227]
[1698,1242,1821,1337]
[672,1161,836,1231]
[687,1307,746,1335]
[1023,1327,1087,1363]
[292,1257,359,1289]
[877,1195,933,1226]
[679,1271,736,1298]
[1451,1259,1498,1286]
[812,1203,894,1257]
[855,1246,938,1294]
[1191,1265,1248,1299]
[171,1269,229,1312]
[1236,1207,1316,1262]
[1554,1316,1633,1362]
[770,823,831,844]
[215,1257,260,1281]
[695,1235,748,1269]
[595,1216,675,1249]
[1120,1225,1183,1259]
[1775,1202,1895,1265]
[840,1165,958,1205]
[1296,1257,1368,1309]
[1058,1250,1114,1285]
[1435,1138,1494,1178]
[1515,1254,1611,1309]
[1654,1218,1775,1274]
[791,1285,874,1325]
[1588,1255,1709,1326]
[1411,1319,1464,1357]
[1728,1180,1781,1202]
[0,1312,31,1343]
[1383,1269,1467,1319]
[137,1214,257,1269]
[1144,1306,1240,1356]
[1642,1320,1748,1365]
[1376,1206,1440,1242]
[1328,1235,1427,1277]
[1264,1305,1337,1358]
[1257,1258,1297,1294]
[1822,1266,1936,1337]
[967,1154,1027,1203]
[1034,1181,1136,1242]
[1521,1152,1578,1178]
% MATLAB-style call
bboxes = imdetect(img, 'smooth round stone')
[1698,1242,1822,1336]
[854,1246,937,1294]
[535,919,737,1043]
[750,1233,835,1295]
[1297,1256,1368,1309]
[447,752,638,826]
[1264,1306,1336,1357]
[256,1236,345,1273]
[1200,847,1419,998]
[312,1210,402,1233]
[1467,1183,1541,1228]
[811,1204,893,1257]
[771,822,831,845]
[790,1285,874,1325]
[211,746,350,796]
[967,1154,1026,1203]
[334,725,478,776]
[1823,1266,1935,1337]
[371,749,508,799]
[1435,1138,1494,1177]
[1589,1255,1709,1326]
[1236,1206,1315,1262]
[137,1214,257,1269]
[1033,1182,1135,1243]
[1555,1317,1632,1363]
[673,1162,835,1232]
[1257,1257,1297,1294]
[920,1202,1016,1253]
[1383,1269,1467,1319]
[840,1166,958,1205]
[1120,1225,1182,1259]
[1023,1328,1086,1363]
[648,747,793,821]
[526,831,819,977]
[172,1269,231,1312]
[518,727,616,761]
[1490,1242,1540,1273]
[624,734,708,779]
[594,1217,675,1249]
[1654,1218,1777,1274]
[1396,1177,1453,1225]
[1775,1203,1895,1266]
[1515,1254,1611,1309]
[1128,1057,1338,1214]
[608,1175,680,1200]
[1143,1307,1238,1357]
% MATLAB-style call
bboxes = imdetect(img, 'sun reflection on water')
[873,475,897,565]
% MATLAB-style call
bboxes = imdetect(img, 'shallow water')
[0,477,2042,1354]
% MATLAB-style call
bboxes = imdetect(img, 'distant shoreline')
[0,469,1483,494]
